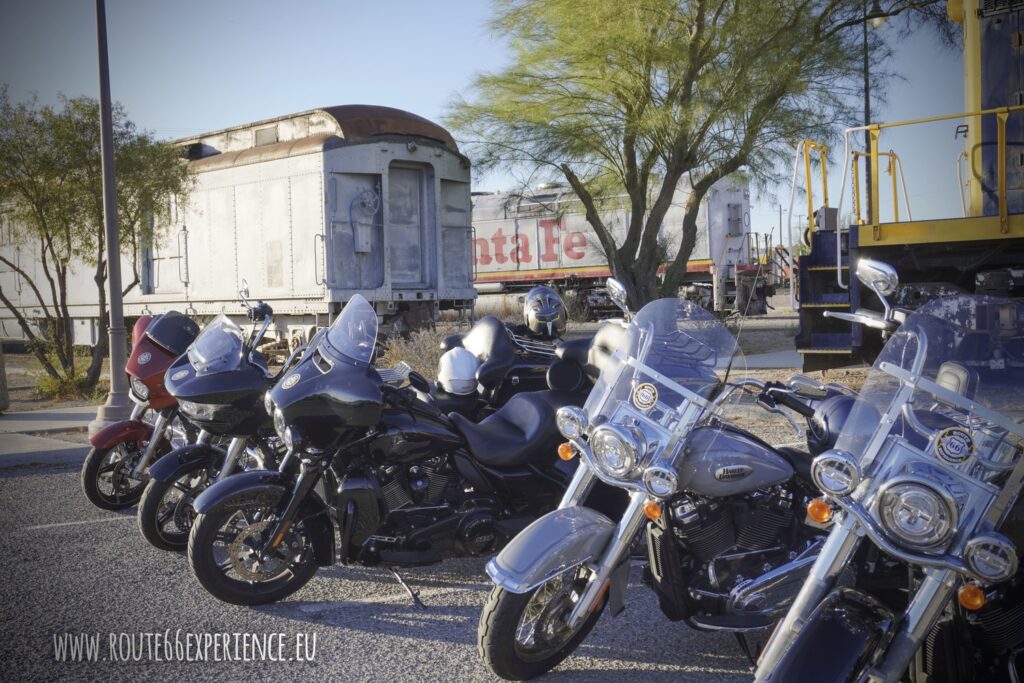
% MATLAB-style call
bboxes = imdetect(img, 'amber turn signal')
[643,499,663,521]
[557,442,575,461]
[807,497,833,524]
[958,583,986,611]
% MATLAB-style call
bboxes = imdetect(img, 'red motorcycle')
[80,311,200,510]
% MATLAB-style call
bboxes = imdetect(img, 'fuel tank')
[677,425,794,497]
[367,408,464,464]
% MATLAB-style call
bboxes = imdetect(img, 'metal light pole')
[863,0,886,224]
[90,0,131,433]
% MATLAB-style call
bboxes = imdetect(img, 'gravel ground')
[0,467,754,683]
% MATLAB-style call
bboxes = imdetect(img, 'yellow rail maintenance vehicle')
[795,0,1024,370]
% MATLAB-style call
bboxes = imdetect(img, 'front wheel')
[80,443,147,510]
[137,461,213,551]
[478,568,605,680]
[187,506,318,606]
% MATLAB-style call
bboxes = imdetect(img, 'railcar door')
[387,164,433,289]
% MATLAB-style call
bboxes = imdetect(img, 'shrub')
[376,327,448,378]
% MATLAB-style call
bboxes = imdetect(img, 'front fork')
[756,512,958,683]
[559,461,646,630]
[130,408,172,479]
[261,457,323,557]
[756,512,863,678]
[214,437,247,482]
[869,569,957,683]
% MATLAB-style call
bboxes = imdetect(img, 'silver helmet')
[523,286,567,340]
[436,347,479,395]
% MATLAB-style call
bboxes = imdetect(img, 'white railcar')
[0,105,475,345]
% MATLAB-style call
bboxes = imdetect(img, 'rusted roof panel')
[187,133,343,172]
[320,104,458,152]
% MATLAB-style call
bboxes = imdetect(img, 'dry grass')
[376,327,449,377]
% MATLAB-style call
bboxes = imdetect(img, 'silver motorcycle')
[477,283,840,679]
[756,263,1024,682]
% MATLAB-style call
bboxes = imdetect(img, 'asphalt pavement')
[0,465,754,682]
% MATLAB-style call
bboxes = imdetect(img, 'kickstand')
[734,632,758,667]
[390,568,426,609]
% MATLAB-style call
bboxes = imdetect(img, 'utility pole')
[90,0,131,433]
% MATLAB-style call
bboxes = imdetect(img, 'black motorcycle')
[136,284,298,551]
[428,315,571,419]
[185,293,623,606]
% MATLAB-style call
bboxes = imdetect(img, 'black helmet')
[523,286,567,340]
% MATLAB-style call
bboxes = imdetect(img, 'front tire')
[478,569,605,680]
[137,461,212,551]
[81,443,147,510]
[187,506,318,606]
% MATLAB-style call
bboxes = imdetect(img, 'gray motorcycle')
[756,262,1024,683]
[477,282,843,679]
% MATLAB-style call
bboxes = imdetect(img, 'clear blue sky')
[0,0,964,246]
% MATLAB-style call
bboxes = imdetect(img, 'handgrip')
[774,390,816,418]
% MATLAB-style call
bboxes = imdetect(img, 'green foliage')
[0,86,194,391]
[448,0,930,306]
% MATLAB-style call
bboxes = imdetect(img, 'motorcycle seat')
[776,446,814,482]
[446,316,518,396]
[449,390,584,467]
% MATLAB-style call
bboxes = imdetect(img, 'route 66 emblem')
[935,427,973,464]
[632,382,658,411]
[137,352,152,365]
[282,373,301,389]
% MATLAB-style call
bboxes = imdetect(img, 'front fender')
[486,506,616,594]
[192,469,288,515]
[148,444,219,483]
[192,470,335,566]
[760,588,895,683]
[90,419,153,448]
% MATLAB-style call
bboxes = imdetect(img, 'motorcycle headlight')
[964,533,1018,584]
[811,449,861,496]
[273,407,287,441]
[130,376,150,401]
[178,400,230,421]
[263,391,274,417]
[283,426,303,453]
[590,424,644,478]
[643,466,678,499]
[556,406,587,440]
[877,476,957,550]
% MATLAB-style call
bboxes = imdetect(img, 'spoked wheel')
[187,505,318,606]
[478,567,605,680]
[81,443,148,510]
[137,462,213,551]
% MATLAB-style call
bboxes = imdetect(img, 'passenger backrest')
[935,361,979,399]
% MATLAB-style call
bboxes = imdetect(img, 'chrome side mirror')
[855,258,898,320]
[606,278,630,317]
[787,374,829,399]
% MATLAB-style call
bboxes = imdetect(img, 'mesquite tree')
[448,0,936,307]
[0,88,193,392]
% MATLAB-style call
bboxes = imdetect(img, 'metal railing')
[834,105,1024,289]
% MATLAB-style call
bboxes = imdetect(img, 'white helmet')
[437,347,480,395]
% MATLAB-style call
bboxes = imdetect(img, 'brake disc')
[228,520,290,581]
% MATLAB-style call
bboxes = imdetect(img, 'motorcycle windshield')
[835,295,1024,475]
[582,298,740,478]
[322,294,377,366]
[187,314,244,375]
